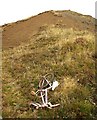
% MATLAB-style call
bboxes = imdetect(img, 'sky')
[0,0,96,26]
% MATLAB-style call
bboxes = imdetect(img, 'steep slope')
[2,10,95,50]
[2,24,96,118]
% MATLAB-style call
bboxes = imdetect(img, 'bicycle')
[30,73,60,109]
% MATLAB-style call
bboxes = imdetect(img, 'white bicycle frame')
[30,74,59,109]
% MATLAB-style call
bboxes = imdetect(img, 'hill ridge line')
[1,10,95,28]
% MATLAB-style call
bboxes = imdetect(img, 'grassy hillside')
[2,25,96,118]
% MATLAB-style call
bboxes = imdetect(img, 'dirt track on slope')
[2,10,95,50]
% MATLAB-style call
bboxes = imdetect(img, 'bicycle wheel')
[44,73,54,82]
[39,73,54,89]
